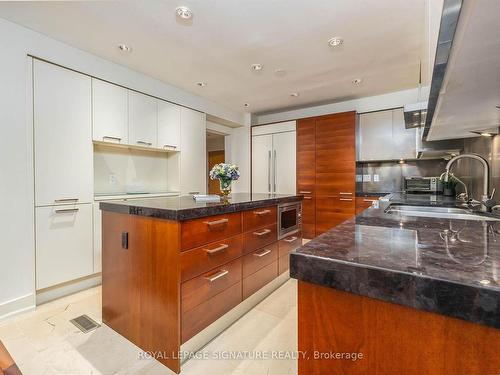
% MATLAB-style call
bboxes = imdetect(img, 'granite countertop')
[100,192,302,221]
[291,192,500,329]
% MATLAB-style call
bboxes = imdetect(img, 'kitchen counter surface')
[100,192,302,221]
[291,193,500,328]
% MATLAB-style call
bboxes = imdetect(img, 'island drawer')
[181,212,242,250]
[242,260,278,299]
[181,235,243,282]
[182,282,242,343]
[242,206,277,232]
[242,242,278,278]
[243,223,277,254]
[278,232,302,258]
[181,257,242,314]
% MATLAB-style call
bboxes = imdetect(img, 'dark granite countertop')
[291,192,500,329]
[100,193,302,221]
[355,191,392,197]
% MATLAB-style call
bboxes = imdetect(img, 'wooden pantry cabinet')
[297,112,356,238]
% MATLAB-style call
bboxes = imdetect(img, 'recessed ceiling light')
[196,82,207,87]
[251,64,263,71]
[290,92,299,97]
[176,6,193,19]
[118,44,132,52]
[243,103,250,107]
[328,37,344,47]
[480,132,494,137]
[479,279,491,285]
[274,69,287,77]
[352,78,363,86]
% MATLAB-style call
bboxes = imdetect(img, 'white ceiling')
[0,0,426,114]
[428,0,500,140]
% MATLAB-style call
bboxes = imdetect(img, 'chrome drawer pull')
[54,198,79,203]
[254,209,271,215]
[205,269,229,282]
[340,198,353,201]
[205,244,229,254]
[163,144,177,149]
[303,196,312,200]
[189,191,200,195]
[283,236,298,243]
[299,191,312,194]
[253,249,272,257]
[103,135,121,142]
[364,199,377,202]
[204,218,229,226]
[253,229,271,236]
[137,140,152,146]
[55,208,79,214]
[339,192,353,195]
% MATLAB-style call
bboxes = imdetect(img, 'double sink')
[385,204,500,221]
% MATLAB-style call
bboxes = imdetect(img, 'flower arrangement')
[209,163,240,196]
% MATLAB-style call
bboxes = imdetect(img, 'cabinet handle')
[340,198,353,201]
[55,208,79,214]
[299,191,312,194]
[204,218,229,226]
[163,144,177,149]
[283,236,298,243]
[189,191,200,195]
[205,269,229,282]
[253,249,272,257]
[268,150,271,193]
[254,209,271,216]
[273,149,277,193]
[103,136,121,142]
[364,199,377,202]
[303,196,312,200]
[253,229,271,236]
[137,141,152,146]
[339,192,353,195]
[204,244,229,254]
[54,198,79,203]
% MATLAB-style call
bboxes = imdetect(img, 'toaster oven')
[404,177,442,193]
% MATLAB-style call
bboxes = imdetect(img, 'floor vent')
[70,314,101,333]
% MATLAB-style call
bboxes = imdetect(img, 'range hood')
[404,101,427,129]
[416,127,463,159]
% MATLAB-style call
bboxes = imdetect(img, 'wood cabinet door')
[301,196,316,239]
[128,91,157,148]
[315,196,355,235]
[296,118,316,195]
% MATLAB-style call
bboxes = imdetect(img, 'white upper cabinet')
[180,108,206,195]
[92,79,128,144]
[128,91,157,148]
[391,108,417,160]
[157,101,181,151]
[34,60,93,206]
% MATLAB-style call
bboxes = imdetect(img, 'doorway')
[207,131,226,194]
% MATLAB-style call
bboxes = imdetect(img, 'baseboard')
[0,293,35,322]
[36,273,102,305]
[180,271,290,361]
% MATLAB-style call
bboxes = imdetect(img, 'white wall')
[0,17,247,319]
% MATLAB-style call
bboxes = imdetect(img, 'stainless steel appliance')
[278,202,302,239]
[404,176,442,193]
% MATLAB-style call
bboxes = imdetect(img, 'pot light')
[290,92,299,97]
[196,82,207,87]
[176,6,193,19]
[480,279,491,285]
[274,69,286,77]
[328,37,344,47]
[243,103,250,107]
[470,128,499,137]
[481,132,494,137]
[352,78,363,86]
[118,44,132,52]
[251,63,263,71]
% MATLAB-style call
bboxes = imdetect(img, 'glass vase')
[219,178,232,197]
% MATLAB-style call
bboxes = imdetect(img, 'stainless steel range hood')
[403,101,427,129]
[416,127,463,159]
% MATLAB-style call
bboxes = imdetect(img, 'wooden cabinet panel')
[301,196,315,239]
[181,212,242,251]
[182,282,242,343]
[243,260,278,299]
[355,196,380,214]
[181,235,243,282]
[181,258,242,314]
[242,242,278,278]
[278,232,302,275]
[296,118,316,194]
[243,223,277,254]
[242,206,277,232]
[315,196,355,235]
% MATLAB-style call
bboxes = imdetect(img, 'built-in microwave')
[278,202,302,239]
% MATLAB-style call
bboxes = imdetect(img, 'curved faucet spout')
[445,153,490,203]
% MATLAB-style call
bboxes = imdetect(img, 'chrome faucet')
[442,153,496,212]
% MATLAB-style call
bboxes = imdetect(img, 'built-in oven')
[278,202,302,239]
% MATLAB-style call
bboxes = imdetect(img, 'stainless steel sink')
[385,205,500,221]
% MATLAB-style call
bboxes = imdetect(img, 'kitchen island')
[100,193,302,373]
[291,193,500,375]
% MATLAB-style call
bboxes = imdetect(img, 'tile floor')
[0,279,297,375]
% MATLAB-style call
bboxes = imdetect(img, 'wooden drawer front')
[181,212,242,250]
[243,242,278,278]
[181,235,243,282]
[278,232,302,258]
[278,253,290,275]
[243,223,277,254]
[182,257,242,314]
[243,261,278,299]
[182,282,242,343]
[243,206,277,232]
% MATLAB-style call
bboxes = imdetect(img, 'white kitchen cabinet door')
[358,110,394,161]
[180,108,207,195]
[252,134,273,194]
[93,202,102,273]
[273,131,296,194]
[92,79,128,144]
[128,91,157,148]
[157,100,181,150]
[391,108,417,159]
[34,60,93,206]
[35,204,93,290]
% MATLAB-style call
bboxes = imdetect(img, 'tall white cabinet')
[252,121,296,195]
[33,60,94,290]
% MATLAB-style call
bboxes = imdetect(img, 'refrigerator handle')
[268,150,271,193]
[273,149,277,193]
